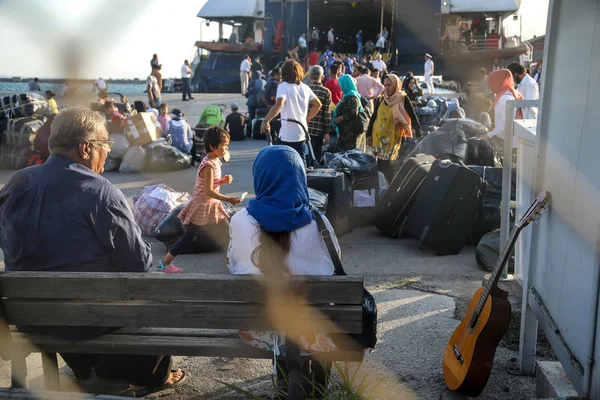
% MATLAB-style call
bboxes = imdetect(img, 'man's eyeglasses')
[89,138,114,151]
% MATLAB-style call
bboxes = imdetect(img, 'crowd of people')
[236,57,421,179]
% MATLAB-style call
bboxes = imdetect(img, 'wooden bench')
[0,272,364,399]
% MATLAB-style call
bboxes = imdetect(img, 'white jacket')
[487,91,518,148]
[517,74,539,120]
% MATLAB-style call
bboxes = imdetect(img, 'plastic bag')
[324,149,377,173]
[475,229,514,272]
[109,133,131,159]
[144,140,191,172]
[308,188,329,212]
[133,184,190,236]
[103,157,120,172]
[443,101,466,119]
[378,171,389,198]
[413,122,468,162]
[468,165,516,200]
[119,146,146,173]
[440,118,488,138]
[466,137,495,166]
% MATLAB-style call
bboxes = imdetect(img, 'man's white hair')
[309,65,324,80]
[48,107,106,153]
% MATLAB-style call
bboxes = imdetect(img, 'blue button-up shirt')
[0,155,152,272]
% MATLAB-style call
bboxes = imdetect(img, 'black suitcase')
[403,159,484,255]
[373,154,435,238]
[306,169,353,236]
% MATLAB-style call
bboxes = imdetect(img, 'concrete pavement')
[0,94,545,399]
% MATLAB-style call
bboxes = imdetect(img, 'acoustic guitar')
[443,191,550,397]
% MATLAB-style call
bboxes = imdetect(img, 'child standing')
[157,127,241,272]
[158,103,171,135]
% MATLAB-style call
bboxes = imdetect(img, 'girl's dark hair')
[45,90,56,98]
[281,60,304,84]
[133,100,147,113]
[251,230,292,277]
[203,126,230,152]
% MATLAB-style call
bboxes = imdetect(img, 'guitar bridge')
[453,344,464,365]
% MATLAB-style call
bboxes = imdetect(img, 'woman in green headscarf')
[331,74,366,152]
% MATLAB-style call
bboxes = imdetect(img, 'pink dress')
[178,157,229,226]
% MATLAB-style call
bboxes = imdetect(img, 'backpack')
[256,87,266,107]
[351,95,371,135]
[199,105,225,127]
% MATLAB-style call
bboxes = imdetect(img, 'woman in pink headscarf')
[486,69,523,166]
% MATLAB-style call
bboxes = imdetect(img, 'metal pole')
[380,0,384,36]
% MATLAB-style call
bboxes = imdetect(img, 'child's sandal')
[157,260,184,274]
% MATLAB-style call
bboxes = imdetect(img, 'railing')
[500,99,540,280]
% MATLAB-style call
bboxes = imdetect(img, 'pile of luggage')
[104,134,192,174]
[306,149,388,237]
[416,97,467,136]
[0,93,49,170]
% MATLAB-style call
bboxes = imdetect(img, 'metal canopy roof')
[447,0,520,13]
[197,0,264,21]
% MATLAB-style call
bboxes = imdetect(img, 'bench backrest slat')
[0,272,363,304]
[4,300,362,333]
[0,272,364,334]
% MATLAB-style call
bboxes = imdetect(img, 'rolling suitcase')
[373,154,435,238]
[306,169,353,236]
[403,159,484,255]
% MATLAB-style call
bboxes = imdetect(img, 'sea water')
[0,82,146,94]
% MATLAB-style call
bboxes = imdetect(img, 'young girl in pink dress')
[157,127,241,272]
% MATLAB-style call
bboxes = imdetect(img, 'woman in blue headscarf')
[332,74,366,152]
[227,145,341,385]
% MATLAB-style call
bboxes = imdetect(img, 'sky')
[0,0,549,80]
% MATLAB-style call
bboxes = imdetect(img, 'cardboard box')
[124,112,162,146]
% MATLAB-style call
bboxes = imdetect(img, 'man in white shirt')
[372,54,387,74]
[95,78,107,92]
[375,34,386,54]
[298,33,308,60]
[424,53,435,94]
[507,62,540,119]
[239,55,252,96]
[327,28,335,51]
[181,60,194,101]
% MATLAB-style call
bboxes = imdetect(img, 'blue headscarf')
[246,146,313,232]
[332,75,364,136]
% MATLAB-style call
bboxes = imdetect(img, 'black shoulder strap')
[312,210,346,276]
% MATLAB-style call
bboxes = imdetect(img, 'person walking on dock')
[356,30,363,57]
[181,60,194,101]
[424,53,435,94]
[240,55,252,96]
[311,27,320,50]
[328,28,335,51]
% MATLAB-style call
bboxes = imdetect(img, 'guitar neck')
[475,224,523,315]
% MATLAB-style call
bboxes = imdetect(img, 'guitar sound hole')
[469,313,479,330]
